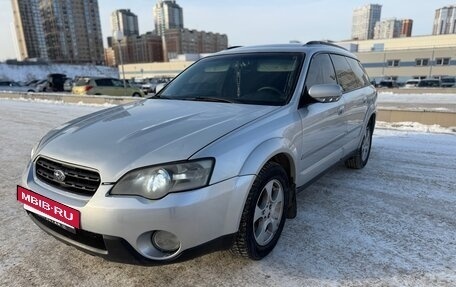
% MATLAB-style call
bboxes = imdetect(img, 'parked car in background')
[440,77,455,88]
[404,79,420,88]
[19,42,377,264]
[47,73,67,92]
[417,79,441,88]
[64,79,73,92]
[377,80,397,88]
[141,78,173,95]
[34,80,49,92]
[0,80,35,93]
[72,77,144,97]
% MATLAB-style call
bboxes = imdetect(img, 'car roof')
[214,42,358,60]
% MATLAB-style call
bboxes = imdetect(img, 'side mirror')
[308,84,343,103]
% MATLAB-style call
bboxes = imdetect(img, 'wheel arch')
[239,138,298,183]
[239,138,298,219]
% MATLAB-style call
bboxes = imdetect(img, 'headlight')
[110,159,214,200]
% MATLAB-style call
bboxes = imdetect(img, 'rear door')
[297,53,346,185]
[330,54,374,155]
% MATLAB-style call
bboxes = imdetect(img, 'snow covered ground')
[1,99,455,286]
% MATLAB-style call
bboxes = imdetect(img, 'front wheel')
[231,162,289,260]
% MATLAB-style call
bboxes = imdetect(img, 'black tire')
[345,122,373,169]
[231,161,289,260]
[132,93,141,97]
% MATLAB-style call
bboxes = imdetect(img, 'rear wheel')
[231,162,289,260]
[345,122,373,169]
[132,92,141,97]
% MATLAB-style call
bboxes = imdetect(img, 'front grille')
[35,157,101,196]
[29,212,107,251]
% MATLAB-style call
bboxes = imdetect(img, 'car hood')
[37,99,278,182]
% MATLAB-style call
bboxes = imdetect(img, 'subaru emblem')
[53,170,66,182]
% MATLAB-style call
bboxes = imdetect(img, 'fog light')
[151,231,180,252]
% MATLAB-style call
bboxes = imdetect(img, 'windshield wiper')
[150,94,173,100]
[179,97,236,103]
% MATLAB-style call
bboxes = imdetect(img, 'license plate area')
[17,186,81,229]
[31,210,77,234]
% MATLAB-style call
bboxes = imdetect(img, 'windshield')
[159,53,304,106]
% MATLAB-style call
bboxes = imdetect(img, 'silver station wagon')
[18,42,377,264]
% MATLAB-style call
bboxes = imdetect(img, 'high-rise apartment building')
[39,0,104,64]
[351,4,382,40]
[106,32,164,66]
[433,6,456,35]
[153,0,184,36]
[11,0,104,64]
[373,18,413,39]
[164,28,228,59]
[111,9,139,37]
[11,0,48,60]
[400,19,413,37]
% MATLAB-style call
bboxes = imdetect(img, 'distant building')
[111,9,139,37]
[106,33,164,66]
[374,18,413,39]
[352,4,382,40]
[153,0,184,36]
[400,19,413,37]
[164,28,228,60]
[11,0,48,60]
[12,0,104,64]
[338,34,456,82]
[39,0,104,64]
[374,19,401,39]
[433,6,456,35]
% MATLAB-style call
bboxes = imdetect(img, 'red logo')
[17,186,80,229]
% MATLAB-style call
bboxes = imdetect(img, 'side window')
[111,79,124,87]
[330,54,363,92]
[95,79,113,87]
[346,57,370,87]
[305,53,337,90]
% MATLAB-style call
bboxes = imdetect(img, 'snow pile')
[0,97,115,108]
[0,63,118,82]
[376,121,456,134]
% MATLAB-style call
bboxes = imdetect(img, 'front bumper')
[21,161,255,262]
[27,211,236,265]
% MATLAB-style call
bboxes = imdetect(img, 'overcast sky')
[0,0,452,60]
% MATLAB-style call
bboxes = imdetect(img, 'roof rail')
[305,41,347,51]
[226,46,242,50]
